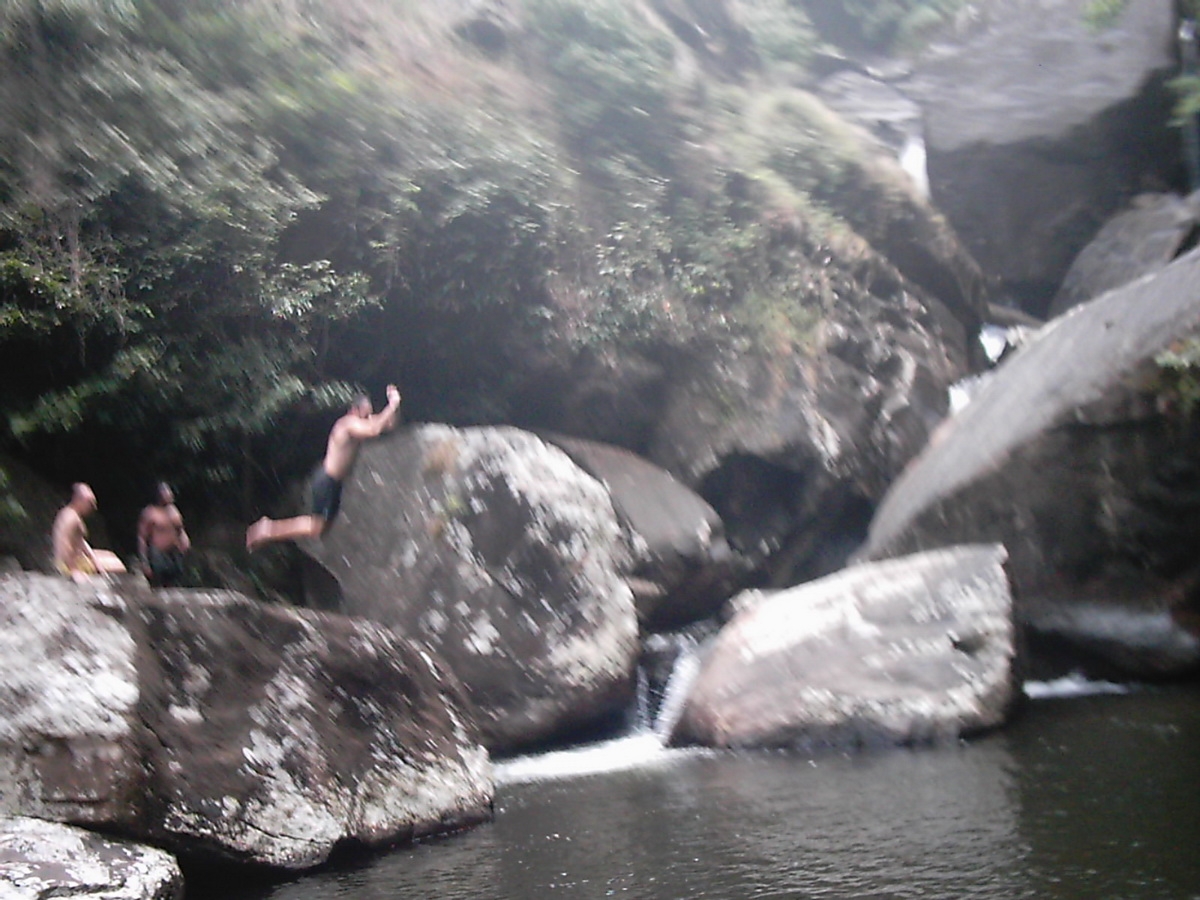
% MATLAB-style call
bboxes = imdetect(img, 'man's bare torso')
[52,507,86,568]
[323,414,365,481]
[141,504,185,550]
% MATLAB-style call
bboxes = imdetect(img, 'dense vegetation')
[0,0,920,537]
[0,0,1140,550]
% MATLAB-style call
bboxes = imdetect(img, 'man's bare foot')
[246,517,272,552]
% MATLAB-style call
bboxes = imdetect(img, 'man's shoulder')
[332,413,372,440]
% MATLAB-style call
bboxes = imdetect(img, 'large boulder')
[0,573,491,870]
[906,0,1179,315]
[670,545,1015,751]
[306,425,639,753]
[646,249,965,588]
[1048,191,1200,318]
[0,816,183,900]
[540,434,745,629]
[863,247,1200,678]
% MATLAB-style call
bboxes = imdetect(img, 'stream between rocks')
[197,679,1200,900]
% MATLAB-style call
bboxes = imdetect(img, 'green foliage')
[0,0,932,526]
[0,0,379,506]
[739,0,818,70]
[384,113,564,313]
[0,466,25,527]
[562,166,831,359]
[1170,74,1200,127]
[718,86,862,204]
[1172,72,1200,116]
[1155,338,1200,420]
[526,0,681,176]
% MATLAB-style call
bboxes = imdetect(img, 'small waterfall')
[899,132,929,200]
[651,638,702,740]
[633,664,652,733]
[495,632,709,785]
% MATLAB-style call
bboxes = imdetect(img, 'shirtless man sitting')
[137,482,190,587]
[246,384,401,550]
[52,482,127,582]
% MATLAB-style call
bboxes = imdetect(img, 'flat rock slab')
[670,545,1015,751]
[0,816,183,900]
[1050,191,1200,317]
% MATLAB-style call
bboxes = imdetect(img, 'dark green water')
[218,684,1200,900]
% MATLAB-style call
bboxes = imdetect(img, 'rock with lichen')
[0,572,491,870]
[306,424,641,754]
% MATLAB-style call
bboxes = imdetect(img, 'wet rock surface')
[670,545,1015,751]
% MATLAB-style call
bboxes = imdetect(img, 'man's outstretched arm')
[346,385,402,439]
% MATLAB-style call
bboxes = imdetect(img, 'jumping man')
[246,384,401,550]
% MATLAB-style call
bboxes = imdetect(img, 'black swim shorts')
[310,469,344,522]
[146,546,185,587]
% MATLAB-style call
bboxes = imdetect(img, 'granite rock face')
[0,574,492,870]
[647,270,963,588]
[541,434,744,629]
[0,816,183,900]
[307,425,640,753]
[863,248,1200,678]
[906,0,1179,314]
[670,545,1015,751]
[0,575,144,826]
[138,588,492,868]
[1049,191,1200,318]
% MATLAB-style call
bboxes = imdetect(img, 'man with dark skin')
[137,482,190,587]
[51,482,127,582]
[246,384,401,550]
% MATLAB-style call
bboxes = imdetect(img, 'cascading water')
[649,635,702,740]
[494,632,709,785]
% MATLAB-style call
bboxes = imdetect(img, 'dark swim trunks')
[146,546,185,587]
[310,469,344,523]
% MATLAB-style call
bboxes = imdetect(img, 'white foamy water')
[1023,673,1132,700]
[652,645,701,739]
[495,732,709,785]
[496,636,712,785]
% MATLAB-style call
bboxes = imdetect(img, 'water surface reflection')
[214,686,1200,900]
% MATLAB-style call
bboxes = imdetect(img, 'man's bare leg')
[246,515,326,551]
